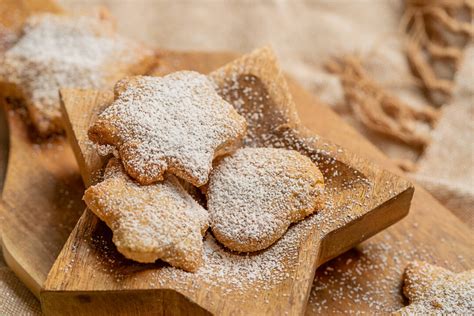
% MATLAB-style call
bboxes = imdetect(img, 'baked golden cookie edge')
[83,158,209,272]
[88,72,247,186]
[207,147,325,252]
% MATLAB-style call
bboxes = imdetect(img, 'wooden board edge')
[318,185,415,265]
[41,209,211,315]
[41,288,210,316]
[0,103,9,194]
[42,49,415,315]
[59,89,91,187]
[0,201,42,298]
[1,235,42,298]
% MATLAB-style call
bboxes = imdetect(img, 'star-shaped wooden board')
[40,47,414,315]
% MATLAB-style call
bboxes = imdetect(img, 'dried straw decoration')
[401,0,473,106]
[326,56,439,148]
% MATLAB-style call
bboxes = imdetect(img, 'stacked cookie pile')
[0,9,326,273]
[84,71,325,271]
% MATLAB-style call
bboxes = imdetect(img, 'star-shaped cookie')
[207,147,325,252]
[0,12,156,136]
[397,261,474,315]
[88,71,247,186]
[83,158,209,272]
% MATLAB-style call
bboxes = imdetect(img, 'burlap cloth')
[0,0,472,314]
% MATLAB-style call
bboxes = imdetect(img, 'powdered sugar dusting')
[307,223,473,314]
[96,143,117,157]
[83,158,209,272]
[156,215,324,293]
[60,50,409,314]
[0,13,152,133]
[89,72,247,186]
[208,147,325,252]
[77,69,376,300]
[399,261,474,315]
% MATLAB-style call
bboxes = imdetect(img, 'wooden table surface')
[41,49,413,315]
[0,50,471,315]
[292,82,474,314]
[0,1,472,314]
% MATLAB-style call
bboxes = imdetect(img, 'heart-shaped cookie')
[207,147,325,252]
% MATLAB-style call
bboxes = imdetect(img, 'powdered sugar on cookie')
[0,13,154,135]
[89,71,247,186]
[207,147,325,252]
[397,261,474,315]
[83,158,209,272]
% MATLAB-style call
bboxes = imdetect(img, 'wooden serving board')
[0,47,474,315]
[1,50,472,314]
[0,101,84,298]
[0,2,472,315]
[0,0,84,303]
[40,49,413,315]
[0,0,79,299]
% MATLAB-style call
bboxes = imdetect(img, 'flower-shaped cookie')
[0,13,155,136]
[83,158,209,272]
[397,261,474,315]
[89,71,247,186]
[207,147,325,252]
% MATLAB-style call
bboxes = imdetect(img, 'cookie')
[0,12,156,136]
[207,147,325,252]
[397,261,474,315]
[83,158,209,272]
[88,71,247,186]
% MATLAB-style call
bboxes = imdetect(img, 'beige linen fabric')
[0,0,471,314]
[0,252,41,315]
[413,45,474,229]
[65,0,430,163]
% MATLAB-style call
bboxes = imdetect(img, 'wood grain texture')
[0,100,84,297]
[41,49,413,315]
[0,0,156,299]
[290,80,474,314]
[1,49,471,314]
[0,1,470,314]
[0,0,82,299]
